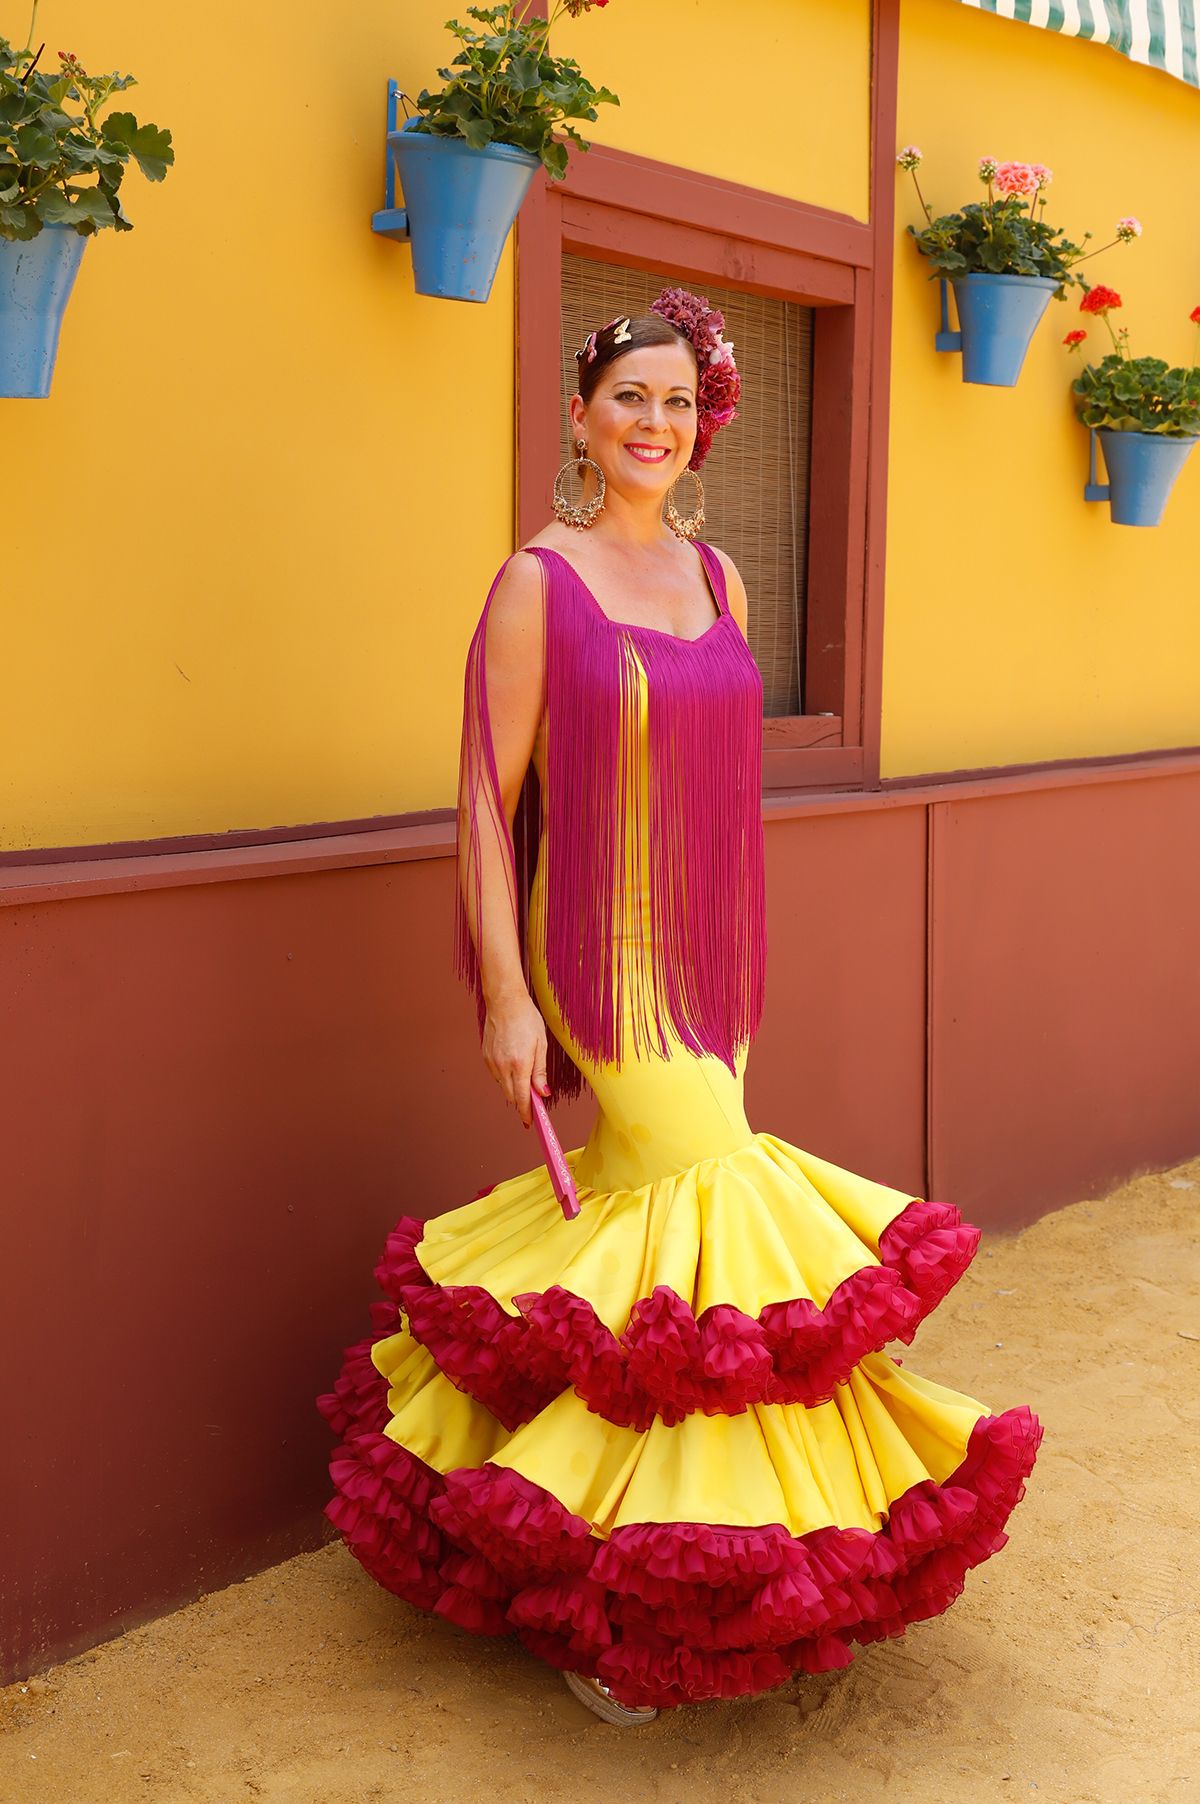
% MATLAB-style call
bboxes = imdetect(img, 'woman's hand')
[483,985,549,1128]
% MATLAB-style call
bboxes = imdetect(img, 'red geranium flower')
[1063,329,1087,347]
[1190,306,1200,325]
[1080,286,1122,316]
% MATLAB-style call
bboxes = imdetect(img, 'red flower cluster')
[1190,306,1200,325]
[1079,285,1122,316]
[1063,329,1087,348]
[564,0,610,13]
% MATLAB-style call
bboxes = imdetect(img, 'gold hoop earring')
[552,437,606,530]
[664,467,706,541]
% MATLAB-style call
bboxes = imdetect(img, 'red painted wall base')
[3,756,1198,1682]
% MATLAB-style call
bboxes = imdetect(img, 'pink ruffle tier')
[370,1199,981,1433]
[316,1316,1043,1710]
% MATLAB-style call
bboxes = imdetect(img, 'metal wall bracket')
[1083,427,1110,502]
[371,79,410,242]
[934,277,962,353]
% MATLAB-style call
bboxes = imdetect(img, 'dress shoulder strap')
[693,540,730,618]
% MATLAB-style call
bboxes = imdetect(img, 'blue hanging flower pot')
[0,224,88,399]
[387,117,540,304]
[1084,427,1199,527]
[937,273,1059,387]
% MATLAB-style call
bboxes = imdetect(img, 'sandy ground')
[4,1159,1200,1804]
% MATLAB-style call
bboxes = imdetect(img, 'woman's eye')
[615,390,691,407]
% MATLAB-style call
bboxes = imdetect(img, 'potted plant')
[389,0,618,303]
[1066,290,1200,527]
[0,12,173,398]
[896,147,1138,388]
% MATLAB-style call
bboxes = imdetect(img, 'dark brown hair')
[574,312,700,404]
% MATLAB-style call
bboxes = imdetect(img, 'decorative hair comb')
[530,1085,580,1220]
[573,314,632,364]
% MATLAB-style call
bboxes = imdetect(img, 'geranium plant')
[406,1,618,181]
[896,148,1138,298]
[1065,290,1200,437]
[0,6,173,241]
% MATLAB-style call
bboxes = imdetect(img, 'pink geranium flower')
[994,161,1041,197]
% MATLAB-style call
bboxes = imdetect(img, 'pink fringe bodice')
[453,542,767,1102]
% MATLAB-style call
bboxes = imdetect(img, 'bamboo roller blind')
[559,256,814,718]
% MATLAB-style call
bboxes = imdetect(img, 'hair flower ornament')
[648,285,742,470]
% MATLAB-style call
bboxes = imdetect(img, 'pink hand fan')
[530,1085,580,1220]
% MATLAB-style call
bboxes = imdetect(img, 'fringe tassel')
[452,554,588,1104]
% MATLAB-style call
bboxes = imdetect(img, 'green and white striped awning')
[955,1,1199,89]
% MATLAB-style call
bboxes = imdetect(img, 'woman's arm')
[457,551,548,1127]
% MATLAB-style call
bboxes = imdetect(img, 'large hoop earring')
[664,467,706,541]
[552,437,606,530]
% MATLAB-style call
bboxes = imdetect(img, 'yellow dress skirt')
[317,659,1044,1711]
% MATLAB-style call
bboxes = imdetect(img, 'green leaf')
[14,124,60,167]
[459,114,495,149]
[541,138,567,180]
[507,53,540,90]
[34,186,77,223]
[34,106,77,135]
[0,199,39,238]
[0,89,41,127]
[101,112,174,181]
[69,186,119,228]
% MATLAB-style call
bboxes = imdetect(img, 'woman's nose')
[638,401,668,430]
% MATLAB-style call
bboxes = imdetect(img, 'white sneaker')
[563,1669,659,1725]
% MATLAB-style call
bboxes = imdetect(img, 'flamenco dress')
[316,541,1044,1711]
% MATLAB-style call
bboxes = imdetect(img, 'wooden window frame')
[515,0,897,794]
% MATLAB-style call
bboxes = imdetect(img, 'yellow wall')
[16,1,1192,841]
[554,0,870,221]
[883,0,1200,777]
[2,0,868,852]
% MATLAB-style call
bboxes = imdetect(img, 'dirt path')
[4,1160,1199,1804]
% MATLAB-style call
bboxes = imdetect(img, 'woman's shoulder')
[494,527,574,585]
[480,544,549,650]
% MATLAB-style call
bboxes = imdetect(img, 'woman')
[317,289,1044,1726]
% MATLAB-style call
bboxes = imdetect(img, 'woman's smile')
[623,442,671,463]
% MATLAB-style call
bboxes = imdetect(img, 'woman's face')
[569,340,699,501]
